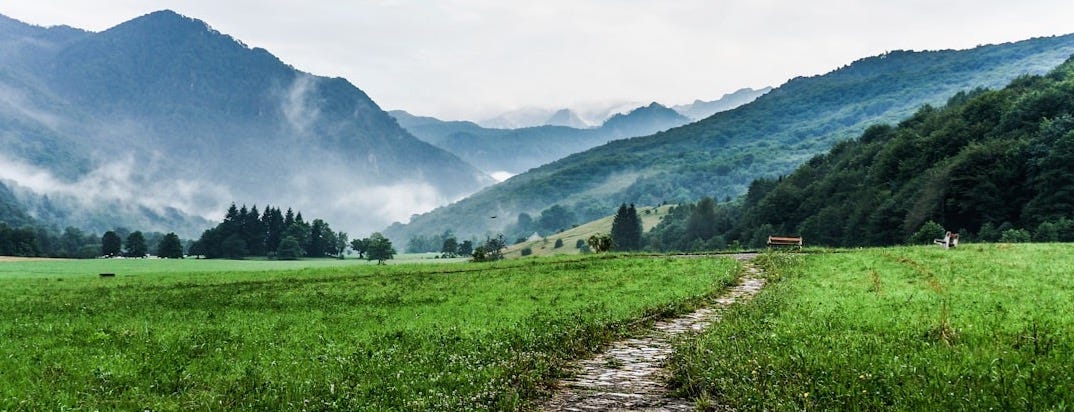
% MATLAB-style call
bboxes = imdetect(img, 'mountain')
[672,87,772,120]
[0,11,491,237]
[651,57,1074,249]
[385,34,1074,243]
[600,103,689,137]
[476,101,644,129]
[391,103,689,176]
[545,109,588,128]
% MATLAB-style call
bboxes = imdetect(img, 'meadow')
[669,244,1074,410]
[0,254,739,410]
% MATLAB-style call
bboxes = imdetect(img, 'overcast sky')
[2,1,1073,121]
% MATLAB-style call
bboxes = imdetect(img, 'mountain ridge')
[391,102,690,176]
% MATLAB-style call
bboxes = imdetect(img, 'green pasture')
[0,253,463,279]
[670,244,1074,410]
[0,254,739,410]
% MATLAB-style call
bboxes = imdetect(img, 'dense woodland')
[647,57,1074,250]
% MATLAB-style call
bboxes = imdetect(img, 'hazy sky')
[2,1,1073,120]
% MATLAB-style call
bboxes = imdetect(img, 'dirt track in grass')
[541,254,766,411]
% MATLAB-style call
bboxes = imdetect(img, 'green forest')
[647,57,1074,250]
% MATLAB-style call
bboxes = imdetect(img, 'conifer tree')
[157,232,184,259]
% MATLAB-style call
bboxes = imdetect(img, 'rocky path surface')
[541,254,765,411]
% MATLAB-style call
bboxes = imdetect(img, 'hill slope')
[0,11,490,236]
[387,34,1074,243]
[502,204,673,258]
[721,57,1074,246]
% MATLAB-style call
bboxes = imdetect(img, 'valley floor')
[2,245,1070,410]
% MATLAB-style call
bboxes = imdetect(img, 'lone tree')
[457,240,474,257]
[157,233,184,259]
[441,236,459,257]
[611,203,643,251]
[471,234,506,262]
[349,238,369,259]
[365,232,396,264]
[125,231,148,258]
[587,233,612,253]
[101,231,122,257]
[334,231,348,259]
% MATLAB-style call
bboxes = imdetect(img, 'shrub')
[909,220,946,245]
[587,234,612,253]
[554,239,564,249]
[276,237,303,260]
[575,239,585,249]
[520,247,533,256]
[1034,222,1059,242]
[999,228,1031,243]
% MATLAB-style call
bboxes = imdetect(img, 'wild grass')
[0,254,738,410]
[669,244,1074,410]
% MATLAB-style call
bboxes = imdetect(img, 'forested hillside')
[387,34,1074,243]
[648,57,1074,249]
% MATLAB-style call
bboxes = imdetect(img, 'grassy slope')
[0,254,739,410]
[670,244,1074,410]
[503,205,674,258]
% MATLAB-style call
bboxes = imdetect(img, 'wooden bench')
[767,236,803,248]
[933,232,959,249]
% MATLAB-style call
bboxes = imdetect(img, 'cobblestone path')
[541,254,766,411]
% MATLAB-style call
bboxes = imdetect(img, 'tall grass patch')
[670,244,1074,410]
[0,254,737,410]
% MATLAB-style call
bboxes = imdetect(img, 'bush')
[977,222,1000,242]
[575,239,585,249]
[520,247,533,256]
[1034,222,1059,242]
[276,236,303,260]
[587,234,612,253]
[909,220,946,245]
[999,228,1031,243]
[554,239,564,249]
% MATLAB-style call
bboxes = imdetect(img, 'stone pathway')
[541,254,766,411]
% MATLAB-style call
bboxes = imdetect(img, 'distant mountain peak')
[545,108,589,128]
[672,87,772,120]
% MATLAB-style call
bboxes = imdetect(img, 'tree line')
[189,203,398,262]
[189,204,346,260]
[0,222,188,259]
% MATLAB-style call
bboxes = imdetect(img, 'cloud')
[281,74,320,135]
[0,152,232,222]
[489,171,514,182]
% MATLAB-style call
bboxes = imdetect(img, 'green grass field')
[0,253,466,279]
[669,244,1074,410]
[0,254,739,410]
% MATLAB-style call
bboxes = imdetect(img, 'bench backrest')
[767,236,803,246]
